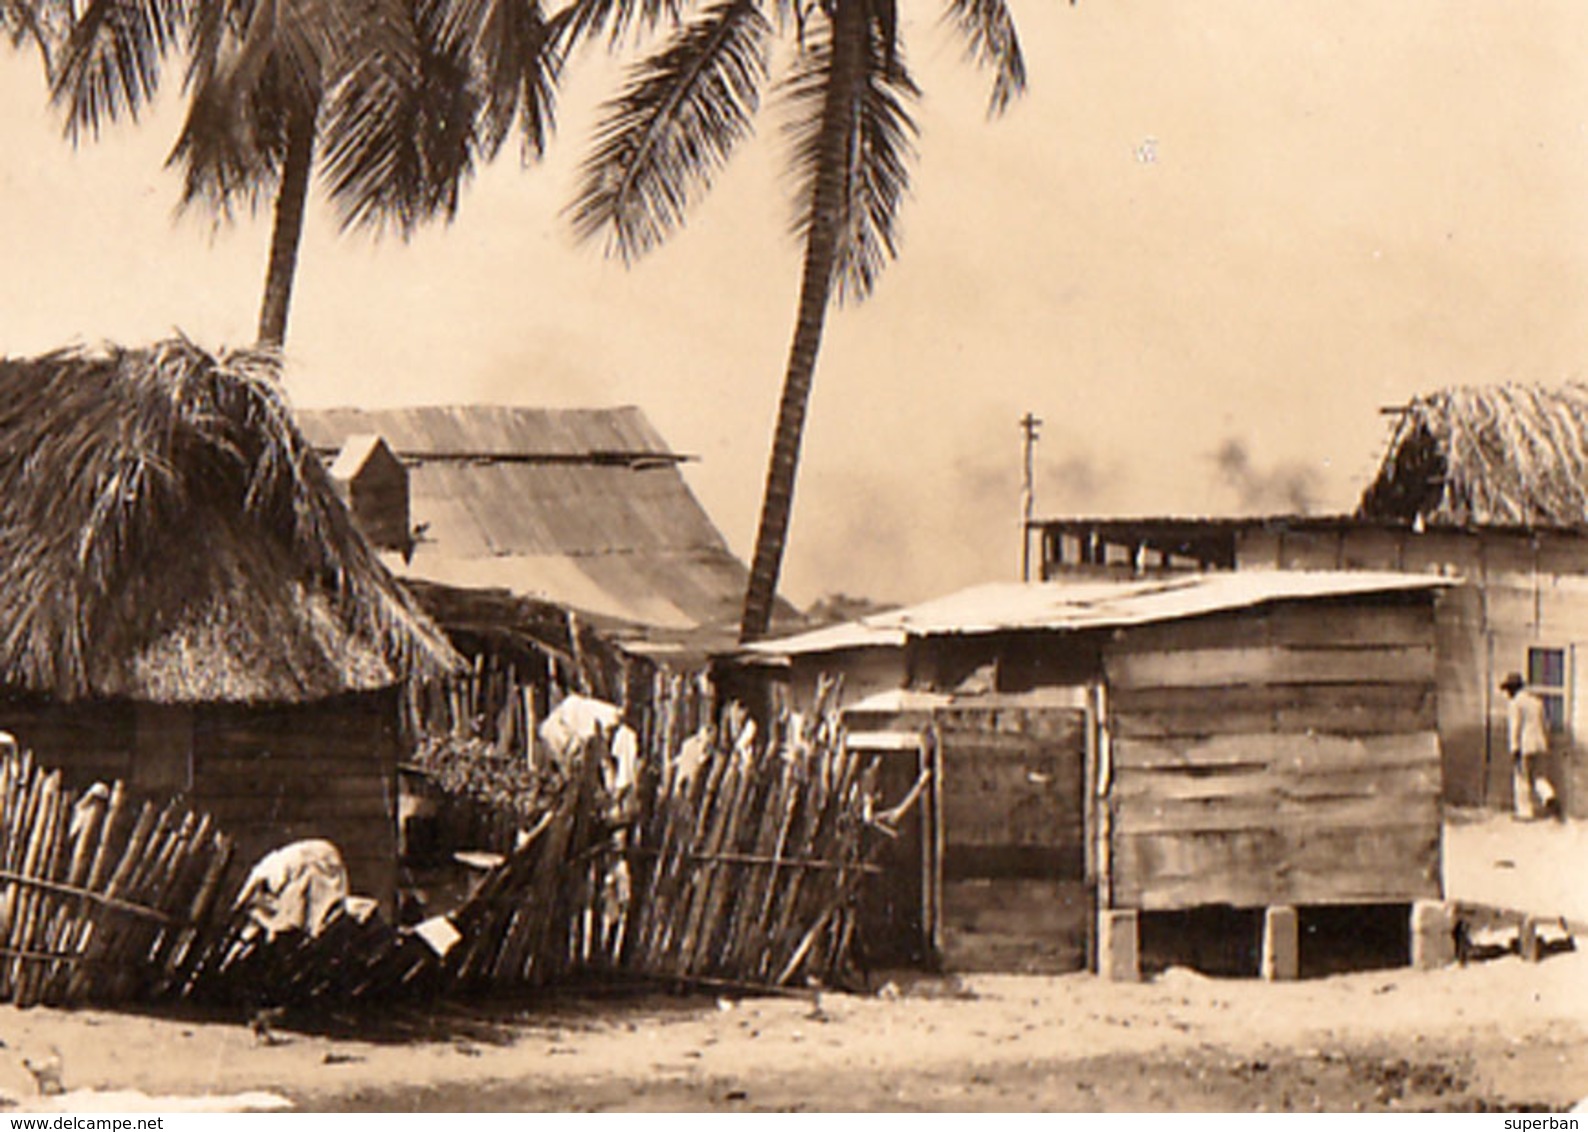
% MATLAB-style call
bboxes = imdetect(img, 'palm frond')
[567,0,770,261]
[164,0,375,217]
[461,0,562,162]
[166,65,285,216]
[321,0,487,233]
[226,0,345,116]
[2,0,69,74]
[50,0,185,139]
[782,5,916,303]
[556,0,680,52]
[942,0,1024,115]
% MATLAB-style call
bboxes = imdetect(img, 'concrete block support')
[1261,905,1299,981]
[1410,900,1456,970]
[1519,917,1543,963]
[1098,909,1140,982]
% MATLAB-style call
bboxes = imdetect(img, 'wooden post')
[1261,905,1299,981]
[1098,908,1139,982]
[926,723,944,965]
[1519,916,1543,963]
[1410,901,1455,970]
[1019,412,1041,582]
[1082,685,1099,973]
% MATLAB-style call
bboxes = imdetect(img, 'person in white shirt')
[1502,672,1559,821]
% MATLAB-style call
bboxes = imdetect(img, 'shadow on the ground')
[102,981,728,1048]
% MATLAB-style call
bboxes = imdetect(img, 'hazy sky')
[4,0,1588,606]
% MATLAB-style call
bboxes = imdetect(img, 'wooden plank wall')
[0,693,401,911]
[935,706,1089,973]
[789,649,907,712]
[192,693,400,910]
[1432,584,1488,806]
[1490,577,1588,813]
[0,700,136,787]
[1236,524,1588,809]
[1103,597,1442,912]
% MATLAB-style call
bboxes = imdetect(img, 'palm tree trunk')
[738,0,867,643]
[257,107,317,348]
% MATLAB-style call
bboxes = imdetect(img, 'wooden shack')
[0,340,458,909]
[1031,383,1588,818]
[742,571,1448,978]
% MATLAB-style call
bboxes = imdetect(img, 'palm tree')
[47,0,567,347]
[570,0,1037,641]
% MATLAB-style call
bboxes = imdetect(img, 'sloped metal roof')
[299,405,675,459]
[747,570,1450,657]
[298,406,752,632]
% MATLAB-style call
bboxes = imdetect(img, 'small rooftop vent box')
[330,433,412,560]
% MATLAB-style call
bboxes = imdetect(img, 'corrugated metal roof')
[748,570,1451,657]
[298,406,672,458]
[298,406,751,631]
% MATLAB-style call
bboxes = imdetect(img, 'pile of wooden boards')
[0,749,233,1007]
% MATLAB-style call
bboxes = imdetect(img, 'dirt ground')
[0,951,1581,1112]
[1445,807,1588,925]
[0,810,1578,1113]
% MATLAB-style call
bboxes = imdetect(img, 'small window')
[1527,647,1568,734]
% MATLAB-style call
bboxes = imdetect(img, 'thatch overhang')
[403,577,638,683]
[0,339,460,704]
[1359,384,1588,528]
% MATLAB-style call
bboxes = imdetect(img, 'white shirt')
[1507,689,1549,756]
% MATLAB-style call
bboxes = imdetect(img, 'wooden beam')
[1107,645,1436,690]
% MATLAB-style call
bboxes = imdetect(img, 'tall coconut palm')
[570,0,1037,641]
[47,0,568,347]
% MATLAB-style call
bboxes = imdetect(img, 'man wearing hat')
[1501,672,1558,820]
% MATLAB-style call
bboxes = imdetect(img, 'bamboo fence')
[621,711,880,986]
[406,652,547,767]
[179,903,442,1009]
[0,749,233,1007]
[443,682,927,992]
[0,681,917,1013]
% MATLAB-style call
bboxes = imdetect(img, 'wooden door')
[933,706,1089,973]
[850,736,932,967]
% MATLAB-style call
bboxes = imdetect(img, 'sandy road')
[0,947,1579,1112]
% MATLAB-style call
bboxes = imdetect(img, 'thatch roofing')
[0,339,459,704]
[1358,383,1588,529]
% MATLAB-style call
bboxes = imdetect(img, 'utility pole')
[1020,412,1042,581]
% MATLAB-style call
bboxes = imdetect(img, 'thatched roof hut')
[0,338,458,703]
[1358,383,1588,528]
[0,339,464,906]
